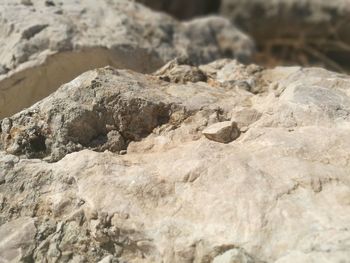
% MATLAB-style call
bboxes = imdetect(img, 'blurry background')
[138,0,350,73]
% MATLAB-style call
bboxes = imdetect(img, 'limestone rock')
[202,121,240,143]
[0,217,37,262]
[213,248,256,263]
[154,58,208,84]
[0,60,260,162]
[1,60,350,262]
[97,255,116,263]
[0,0,253,118]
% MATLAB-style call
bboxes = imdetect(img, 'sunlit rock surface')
[1,59,350,262]
[0,0,253,118]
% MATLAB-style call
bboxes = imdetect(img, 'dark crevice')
[29,134,47,153]
[22,24,48,40]
[137,0,222,20]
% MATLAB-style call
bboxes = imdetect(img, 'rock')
[230,108,262,130]
[221,0,350,72]
[1,60,350,262]
[0,217,37,262]
[0,0,253,118]
[69,255,87,263]
[154,58,208,84]
[98,255,115,263]
[202,121,240,143]
[213,248,256,263]
[0,61,258,162]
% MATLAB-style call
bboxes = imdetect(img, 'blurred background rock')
[139,0,350,73]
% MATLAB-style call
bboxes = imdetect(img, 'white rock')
[98,255,114,263]
[213,248,255,263]
[202,121,240,143]
[0,0,253,118]
[0,217,36,262]
[1,60,350,262]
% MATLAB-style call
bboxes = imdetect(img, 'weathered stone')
[0,0,253,118]
[155,58,208,84]
[1,60,350,262]
[0,217,37,262]
[213,248,256,263]
[0,60,259,162]
[98,255,115,263]
[202,121,240,143]
[230,108,262,130]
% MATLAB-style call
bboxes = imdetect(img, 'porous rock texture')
[221,0,350,72]
[0,0,253,118]
[1,59,350,262]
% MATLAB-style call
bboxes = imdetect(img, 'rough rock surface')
[0,0,253,118]
[0,217,37,262]
[1,59,350,262]
[221,0,350,72]
[202,121,240,143]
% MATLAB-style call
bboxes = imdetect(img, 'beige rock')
[0,0,253,118]
[0,61,257,161]
[0,217,36,262]
[213,248,256,263]
[230,108,262,130]
[1,60,350,262]
[202,121,240,143]
[154,58,208,84]
[98,255,115,263]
